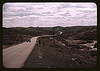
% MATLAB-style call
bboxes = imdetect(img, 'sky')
[3,2,97,27]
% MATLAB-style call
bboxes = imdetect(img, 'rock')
[48,66,50,68]
[92,48,97,51]
[38,56,43,59]
[80,49,84,51]
[72,58,76,61]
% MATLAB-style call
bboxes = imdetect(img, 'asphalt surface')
[3,37,37,68]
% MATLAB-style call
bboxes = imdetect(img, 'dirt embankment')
[23,37,97,68]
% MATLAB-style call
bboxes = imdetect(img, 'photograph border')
[0,0,100,71]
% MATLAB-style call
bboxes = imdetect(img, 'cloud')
[3,2,97,27]
[7,7,26,11]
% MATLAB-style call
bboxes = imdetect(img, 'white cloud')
[7,7,26,11]
[3,2,97,27]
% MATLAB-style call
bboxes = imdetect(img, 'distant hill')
[57,26,97,40]
[3,26,97,49]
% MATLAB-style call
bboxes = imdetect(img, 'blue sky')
[3,2,97,27]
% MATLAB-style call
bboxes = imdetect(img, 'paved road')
[38,35,56,38]
[3,35,56,68]
[3,37,37,68]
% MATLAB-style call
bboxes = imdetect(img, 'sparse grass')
[23,37,97,68]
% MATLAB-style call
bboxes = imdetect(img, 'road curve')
[3,37,38,68]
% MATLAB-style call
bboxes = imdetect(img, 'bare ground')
[22,37,97,68]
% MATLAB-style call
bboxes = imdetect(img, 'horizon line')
[3,25,97,28]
